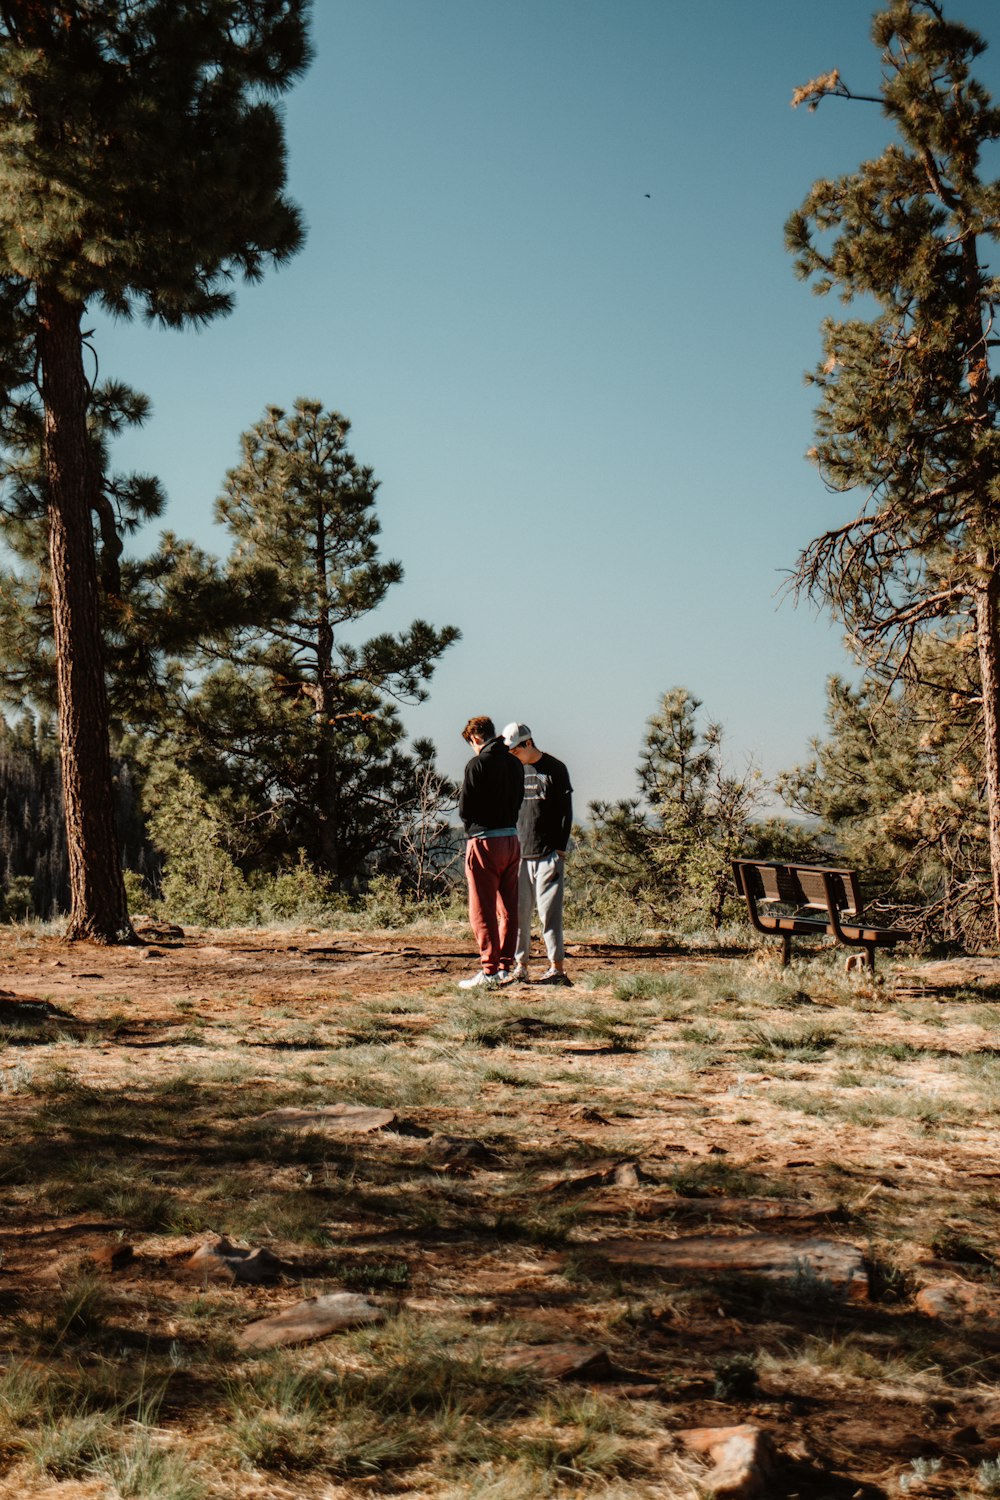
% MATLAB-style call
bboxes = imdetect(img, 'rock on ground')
[679,1425,777,1499]
[237,1291,387,1351]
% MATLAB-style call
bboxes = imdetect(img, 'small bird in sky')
[644,193,651,198]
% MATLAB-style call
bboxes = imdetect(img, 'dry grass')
[0,929,998,1496]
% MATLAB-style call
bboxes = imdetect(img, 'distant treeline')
[0,720,157,917]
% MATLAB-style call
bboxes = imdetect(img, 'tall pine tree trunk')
[37,286,133,943]
[314,676,341,879]
[975,551,1000,945]
[313,507,340,879]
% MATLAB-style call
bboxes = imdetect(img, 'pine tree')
[0,378,174,723]
[582,688,765,931]
[0,3,310,941]
[0,373,263,741]
[787,0,1000,940]
[170,400,459,887]
[779,634,990,946]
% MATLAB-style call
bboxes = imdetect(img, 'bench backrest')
[733,860,862,916]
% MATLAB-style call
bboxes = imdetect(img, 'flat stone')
[498,1341,654,1384]
[679,1425,777,1499]
[499,1342,612,1379]
[258,1103,397,1134]
[591,1235,869,1299]
[186,1238,290,1284]
[237,1291,386,1350]
[915,1278,1000,1335]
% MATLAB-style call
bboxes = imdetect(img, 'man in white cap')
[501,722,573,985]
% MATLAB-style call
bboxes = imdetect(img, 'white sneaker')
[458,970,500,989]
[509,965,530,982]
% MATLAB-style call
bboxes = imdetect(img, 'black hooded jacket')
[458,736,524,837]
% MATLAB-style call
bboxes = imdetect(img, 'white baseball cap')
[502,722,532,748]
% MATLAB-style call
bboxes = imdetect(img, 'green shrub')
[251,855,342,924]
[1,874,35,921]
[358,874,410,928]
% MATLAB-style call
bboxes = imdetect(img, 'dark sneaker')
[538,969,572,986]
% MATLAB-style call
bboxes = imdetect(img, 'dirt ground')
[0,924,999,1499]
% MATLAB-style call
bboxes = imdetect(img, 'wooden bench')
[731,859,908,970]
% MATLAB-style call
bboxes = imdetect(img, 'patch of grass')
[838,1089,964,1129]
[770,1086,839,1118]
[848,1038,929,1064]
[611,972,692,1004]
[0,1060,33,1093]
[482,1065,533,1087]
[328,1258,411,1291]
[0,1360,48,1438]
[978,1457,1000,1496]
[762,1331,935,1385]
[491,1201,583,1248]
[43,1163,179,1229]
[929,1230,994,1267]
[679,1023,722,1045]
[746,1025,840,1062]
[23,1411,116,1480]
[577,1014,642,1052]
[227,1336,544,1481]
[227,1364,332,1473]
[712,1352,759,1400]
[341,1019,410,1046]
[665,1158,788,1199]
[506,1427,642,1481]
[100,1438,206,1500]
[832,1067,866,1088]
[715,1264,855,1321]
[39,1273,112,1348]
[27,1062,80,1094]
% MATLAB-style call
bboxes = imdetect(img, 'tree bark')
[37,285,134,943]
[313,501,340,879]
[975,554,1000,946]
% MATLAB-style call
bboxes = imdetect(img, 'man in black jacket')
[502,722,573,985]
[457,715,524,989]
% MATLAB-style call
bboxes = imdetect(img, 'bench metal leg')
[865,943,876,973]
[780,934,791,967]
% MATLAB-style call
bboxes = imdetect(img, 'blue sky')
[93,0,1000,811]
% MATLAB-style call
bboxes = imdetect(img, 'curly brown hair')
[462,716,495,744]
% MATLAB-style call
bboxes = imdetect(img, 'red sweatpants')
[465,835,521,975]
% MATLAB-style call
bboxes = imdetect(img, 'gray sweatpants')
[515,852,565,966]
